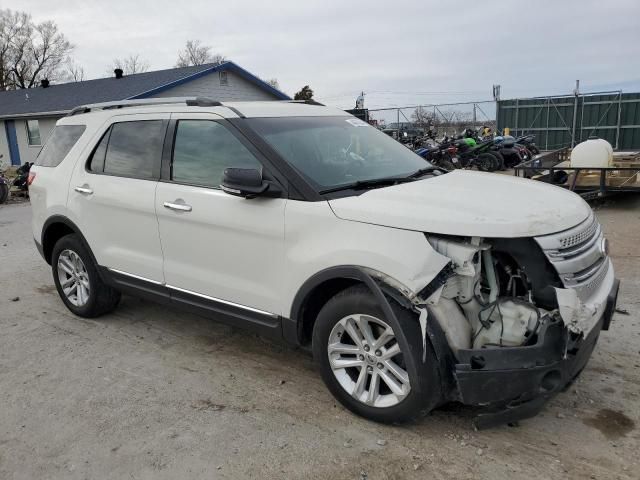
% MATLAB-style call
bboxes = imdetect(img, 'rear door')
[155,113,287,321]
[68,113,169,283]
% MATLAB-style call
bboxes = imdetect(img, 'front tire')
[312,285,442,423]
[51,234,121,318]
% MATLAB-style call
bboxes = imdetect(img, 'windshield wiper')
[405,166,441,179]
[319,176,413,194]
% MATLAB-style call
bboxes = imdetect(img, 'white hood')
[328,170,591,238]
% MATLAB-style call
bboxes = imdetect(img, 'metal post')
[514,99,519,137]
[571,80,580,147]
[397,108,400,139]
[473,104,477,129]
[615,92,622,150]
[579,94,585,145]
[545,98,550,150]
[492,85,500,134]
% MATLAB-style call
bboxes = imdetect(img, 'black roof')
[0,61,289,119]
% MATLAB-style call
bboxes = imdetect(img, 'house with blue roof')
[0,61,290,166]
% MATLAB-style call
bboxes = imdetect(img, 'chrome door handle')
[74,186,93,194]
[163,201,192,212]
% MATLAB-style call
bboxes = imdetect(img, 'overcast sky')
[17,0,640,110]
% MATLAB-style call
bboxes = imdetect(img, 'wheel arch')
[286,266,409,347]
[41,215,97,268]
[286,266,457,396]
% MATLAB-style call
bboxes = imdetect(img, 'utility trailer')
[513,149,640,200]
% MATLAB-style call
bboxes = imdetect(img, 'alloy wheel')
[57,249,90,307]
[327,314,410,408]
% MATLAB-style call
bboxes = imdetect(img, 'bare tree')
[266,78,280,90]
[0,9,73,90]
[411,106,436,127]
[176,40,226,67]
[62,58,84,82]
[109,54,150,75]
[0,9,30,90]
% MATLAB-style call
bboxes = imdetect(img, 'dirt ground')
[1,197,639,480]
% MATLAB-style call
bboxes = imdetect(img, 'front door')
[68,113,169,283]
[155,113,287,319]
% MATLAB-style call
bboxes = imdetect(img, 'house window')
[219,71,228,86]
[26,120,41,146]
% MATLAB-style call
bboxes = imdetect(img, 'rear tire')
[475,153,496,172]
[312,285,442,423]
[51,234,121,318]
[489,151,505,170]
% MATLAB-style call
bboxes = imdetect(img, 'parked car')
[30,98,619,428]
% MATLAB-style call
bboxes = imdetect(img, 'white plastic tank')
[570,138,613,168]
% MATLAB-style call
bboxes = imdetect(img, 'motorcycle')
[0,157,33,204]
[515,134,540,155]
[414,130,503,172]
[493,135,538,168]
[0,155,9,204]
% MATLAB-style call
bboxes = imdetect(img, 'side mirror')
[221,168,278,199]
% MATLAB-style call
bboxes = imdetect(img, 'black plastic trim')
[99,267,283,340]
[225,106,246,118]
[454,277,619,428]
[41,215,100,268]
[33,237,44,260]
[288,266,392,343]
[100,267,171,305]
[228,118,320,201]
[601,278,619,331]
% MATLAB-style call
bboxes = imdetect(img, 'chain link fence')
[367,100,497,139]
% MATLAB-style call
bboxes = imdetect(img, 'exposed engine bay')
[422,235,566,353]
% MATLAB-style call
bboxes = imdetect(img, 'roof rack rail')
[67,97,223,116]
[288,99,325,107]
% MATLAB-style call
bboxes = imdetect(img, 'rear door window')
[35,125,86,167]
[88,128,110,173]
[103,120,165,179]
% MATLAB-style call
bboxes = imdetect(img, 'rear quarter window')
[35,125,86,167]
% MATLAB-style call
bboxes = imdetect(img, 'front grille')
[535,212,608,302]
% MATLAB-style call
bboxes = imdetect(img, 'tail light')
[447,146,457,154]
[27,172,36,185]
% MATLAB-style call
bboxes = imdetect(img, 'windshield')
[246,116,432,191]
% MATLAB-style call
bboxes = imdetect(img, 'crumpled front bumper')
[453,278,620,429]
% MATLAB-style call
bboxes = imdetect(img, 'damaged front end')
[395,212,619,428]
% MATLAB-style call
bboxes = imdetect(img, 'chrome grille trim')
[535,212,608,302]
[572,258,609,300]
[547,223,602,259]
[559,215,598,249]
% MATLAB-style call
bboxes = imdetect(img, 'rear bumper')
[453,278,620,429]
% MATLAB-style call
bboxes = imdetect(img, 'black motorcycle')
[0,159,32,204]
[515,134,540,155]
[0,154,9,204]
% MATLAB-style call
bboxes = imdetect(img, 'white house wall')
[150,70,278,101]
[0,121,9,168]
[14,117,59,164]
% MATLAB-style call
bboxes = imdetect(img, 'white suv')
[30,98,619,427]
